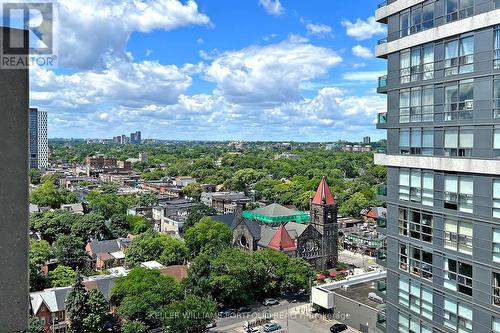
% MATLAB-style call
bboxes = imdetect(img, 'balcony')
[376,279,386,292]
[376,306,387,332]
[376,216,387,229]
[376,250,387,266]
[377,38,387,45]
[377,75,387,94]
[377,1,387,9]
[376,113,387,129]
[377,184,387,196]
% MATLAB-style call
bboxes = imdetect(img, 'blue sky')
[28,0,387,141]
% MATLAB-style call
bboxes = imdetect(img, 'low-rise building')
[200,192,250,214]
[60,203,85,215]
[85,238,131,269]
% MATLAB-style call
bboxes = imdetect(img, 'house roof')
[96,252,114,261]
[212,214,236,230]
[88,238,130,255]
[267,224,297,252]
[30,286,72,314]
[312,177,335,205]
[159,265,188,282]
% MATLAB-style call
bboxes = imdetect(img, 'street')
[209,301,360,333]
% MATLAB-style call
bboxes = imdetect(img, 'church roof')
[267,224,297,252]
[312,177,335,205]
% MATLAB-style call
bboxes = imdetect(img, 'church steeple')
[312,176,335,206]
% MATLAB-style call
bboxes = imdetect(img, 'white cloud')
[145,49,153,56]
[57,0,211,69]
[352,62,366,69]
[30,60,192,107]
[342,71,386,81]
[258,0,284,16]
[352,45,373,59]
[341,16,385,41]
[204,37,342,104]
[305,23,333,37]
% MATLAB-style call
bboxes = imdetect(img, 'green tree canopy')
[125,230,188,268]
[112,268,181,326]
[162,294,217,333]
[183,217,232,256]
[53,234,87,267]
[83,289,110,333]
[182,183,203,201]
[49,265,77,288]
[183,204,218,231]
[30,181,77,209]
[65,274,89,333]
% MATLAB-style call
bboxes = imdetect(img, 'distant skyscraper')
[29,108,48,169]
[130,131,141,144]
[363,136,371,144]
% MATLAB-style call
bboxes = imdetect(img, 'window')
[400,2,434,38]
[400,89,410,122]
[446,0,474,23]
[399,129,434,155]
[409,246,433,280]
[400,243,408,271]
[444,128,473,156]
[444,81,474,121]
[399,277,433,320]
[399,208,433,242]
[443,298,473,333]
[494,272,500,306]
[495,79,500,118]
[398,312,433,333]
[445,36,474,76]
[444,175,473,213]
[444,258,473,296]
[400,45,434,84]
[493,229,500,263]
[494,317,500,333]
[494,127,500,157]
[494,180,500,218]
[495,27,500,69]
[444,218,473,255]
[399,169,434,206]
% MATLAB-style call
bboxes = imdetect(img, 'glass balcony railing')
[376,280,386,292]
[375,148,386,154]
[377,1,388,8]
[378,75,387,88]
[377,217,387,228]
[377,250,387,260]
[377,113,387,124]
[377,38,387,45]
[377,184,387,196]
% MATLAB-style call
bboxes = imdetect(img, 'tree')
[86,190,129,219]
[49,265,77,287]
[71,212,108,243]
[83,289,110,333]
[28,316,44,333]
[112,268,181,326]
[30,210,79,244]
[29,169,42,185]
[30,181,77,208]
[183,217,232,256]
[339,192,370,217]
[183,204,217,231]
[127,215,151,235]
[122,320,148,333]
[29,240,54,291]
[53,234,87,266]
[134,192,157,206]
[66,274,89,333]
[125,230,188,268]
[108,214,130,238]
[162,295,217,333]
[182,183,203,201]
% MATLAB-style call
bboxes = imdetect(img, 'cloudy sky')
[28,0,387,141]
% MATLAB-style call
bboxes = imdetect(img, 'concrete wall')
[0,27,29,331]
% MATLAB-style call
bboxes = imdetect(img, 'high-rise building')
[374,2,500,333]
[29,107,48,169]
[130,131,141,144]
[363,136,371,144]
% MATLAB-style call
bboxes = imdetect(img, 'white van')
[368,292,384,303]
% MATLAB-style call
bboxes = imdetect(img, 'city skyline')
[25,0,386,141]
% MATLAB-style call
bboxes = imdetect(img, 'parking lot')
[209,301,361,333]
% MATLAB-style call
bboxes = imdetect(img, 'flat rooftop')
[334,281,381,309]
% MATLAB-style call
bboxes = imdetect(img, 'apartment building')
[375,1,500,332]
[29,107,48,169]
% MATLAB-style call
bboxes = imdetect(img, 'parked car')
[263,298,279,306]
[263,323,281,332]
[245,328,260,333]
[218,309,236,317]
[238,306,251,313]
[367,292,384,303]
[206,321,217,329]
[330,323,348,333]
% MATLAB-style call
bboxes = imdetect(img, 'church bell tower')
[310,177,338,270]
